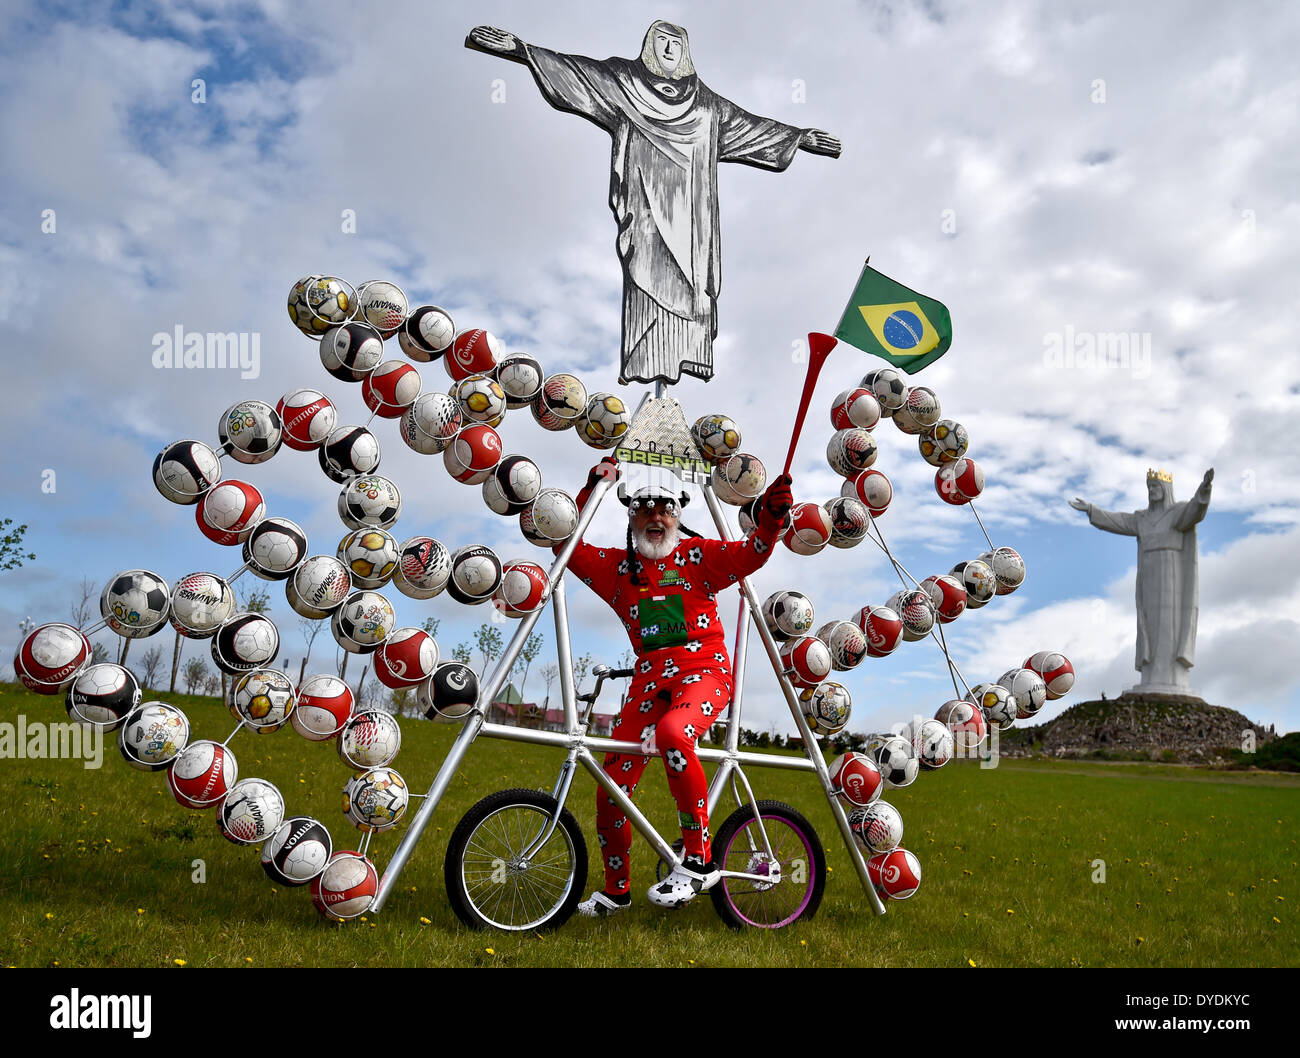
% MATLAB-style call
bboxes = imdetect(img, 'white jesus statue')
[1071,468,1214,697]
[467,21,841,386]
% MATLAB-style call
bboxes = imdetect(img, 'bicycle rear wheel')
[709,800,825,930]
[445,788,587,932]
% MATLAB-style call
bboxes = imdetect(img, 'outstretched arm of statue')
[465,26,528,62]
[1175,468,1214,531]
[1075,498,1138,536]
[799,129,842,157]
[1069,497,1090,512]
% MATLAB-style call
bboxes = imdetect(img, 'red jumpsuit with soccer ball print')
[567,516,782,895]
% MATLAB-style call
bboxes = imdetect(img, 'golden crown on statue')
[1146,468,1174,483]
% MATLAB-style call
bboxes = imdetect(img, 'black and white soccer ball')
[867,734,919,789]
[319,425,381,483]
[862,366,909,412]
[400,305,455,362]
[101,570,171,639]
[494,353,544,408]
[243,517,308,581]
[338,475,402,531]
[217,400,283,465]
[320,321,385,381]
[65,663,140,730]
[762,590,815,641]
[152,439,222,504]
[331,591,396,654]
[482,455,542,515]
[262,816,333,886]
[230,668,296,732]
[211,612,279,675]
[447,546,503,605]
[418,661,479,720]
[117,701,190,772]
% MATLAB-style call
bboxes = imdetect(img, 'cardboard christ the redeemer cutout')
[466,21,841,388]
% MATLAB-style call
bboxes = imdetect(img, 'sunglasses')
[629,497,679,515]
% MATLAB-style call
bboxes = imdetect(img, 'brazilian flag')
[833,263,953,374]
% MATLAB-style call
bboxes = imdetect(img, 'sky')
[1,0,1297,740]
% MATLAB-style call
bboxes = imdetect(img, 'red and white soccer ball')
[935,457,984,505]
[374,627,439,689]
[311,851,378,921]
[849,801,904,855]
[167,739,238,809]
[196,480,265,546]
[15,622,90,693]
[830,388,881,431]
[337,710,402,770]
[445,329,504,382]
[892,385,941,434]
[826,428,879,478]
[780,635,832,690]
[922,574,967,623]
[494,561,550,617]
[392,536,452,600]
[934,698,988,751]
[855,605,903,657]
[842,468,892,517]
[292,674,355,741]
[1024,651,1075,700]
[867,848,922,900]
[829,751,883,807]
[783,503,833,555]
[277,389,337,452]
[362,360,421,418]
[443,424,502,484]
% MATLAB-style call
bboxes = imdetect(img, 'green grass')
[1,682,1296,968]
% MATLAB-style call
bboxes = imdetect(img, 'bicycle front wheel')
[709,800,826,930]
[444,788,587,932]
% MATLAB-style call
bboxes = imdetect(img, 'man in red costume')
[564,459,793,914]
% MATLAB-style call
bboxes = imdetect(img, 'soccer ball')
[353,279,408,339]
[288,275,354,337]
[117,702,190,771]
[886,588,937,642]
[243,517,308,580]
[780,635,832,690]
[906,717,955,769]
[934,698,988,750]
[276,389,337,452]
[331,591,396,654]
[338,476,402,531]
[362,360,422,418]
[998,667,1048,719]
[319,425,381,483]
[293,674,355,741]
[520,489,578,547]
[579,393,631,449]
[712,453,766,505]
[311,852,378,921]
[167,739,236,806]
[867,734,919,789]
[217,400,283,465]
[866,848,921,900]
[262,816,333,886]
[400,305,455,361]
[892,385,941,434]
[230,668,296,732]
[445,329,504,382]
[863,366,909,412]
[1024,651,1075,699]
[196,479,265,545]
[338,528,399,588]
[483,455,543,515]
[690,414,742,463]
[211,613,279,675]
[968,682,1017,729]
[922,573,967,623]
[494,561,550,617]
[979,546,1026,595]
[319,321,385,381]
[152,439,221,504]
[494,353,545,408]
[935,457,984,506]
[374,627,439,689]
[286,556,352,619]
[418,662,480,721]
[951,559,997,609]
[830,388,881,432]
[799,680,852,734]
[849,801,904,855]
[826,428,878,478]
[783,503,833,556]
[855,605,903,657]
[66,664,140,730]
[447,545,504,605]
[454,374,508,425]
[826,496,870,549]
[762,590,815,640]
[170,572,235,638]
[399,392,462,455]
[101,570,170,639]
[343,768,409,832]
[534,373,587,428]
[822,620,867,670]
[842,468,892,517]
[218,778,285,845]
[14,622,91,692]
[829,752,883,807]
[919,419,969,467]
[337,710,402,770]
[392,536,452,600]
[443,423,502,484]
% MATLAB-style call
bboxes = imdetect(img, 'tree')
[421,616,441,638]
[137,645,164,690]
[182,657,208,694]
[203,672,220,697]
[475,623,503,672]
[0,518,35,571]
[517,632,543,698]
[238,583,271,614]
[453,641,472,664]
[90,642,110,665]
[298,616,325,683]
[69,577,96,627]
[540,662,558,707]
[573,652,593,689]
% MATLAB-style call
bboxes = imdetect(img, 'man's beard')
[633,524,680,561]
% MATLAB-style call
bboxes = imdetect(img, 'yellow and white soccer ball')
[577,393,630,449]
[691,414,741,463]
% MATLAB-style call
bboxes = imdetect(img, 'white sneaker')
[647,862,720,909]
[577,891,631,917]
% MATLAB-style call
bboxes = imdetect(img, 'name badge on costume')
[639,589,688,650]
